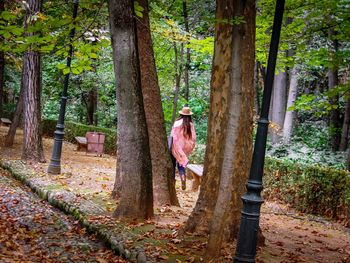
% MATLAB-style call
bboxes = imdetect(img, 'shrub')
[264,157,350,227]
[42,119,117,154]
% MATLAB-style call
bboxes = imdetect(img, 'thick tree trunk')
[184,1,255,258]
[136,0,179,206]
[271,70,287,144]
[109,0,153,219]
[205,0,255,258]
[21,0,45,163]
[4,77,24,147]
[0,1,4,117]
[283,67,298,144]
[339,98,350,151]
[183,0,190,103]
[171,42,183,125]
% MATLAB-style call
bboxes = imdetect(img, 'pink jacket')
[171,119,196,167]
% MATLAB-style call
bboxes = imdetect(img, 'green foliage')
[264,157,350,226]
[42,119,117,154]
[134,1,144,18]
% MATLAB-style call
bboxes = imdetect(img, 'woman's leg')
[177,163,186,190]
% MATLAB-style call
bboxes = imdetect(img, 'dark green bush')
[264,157,350,226]
[42,119,117,154]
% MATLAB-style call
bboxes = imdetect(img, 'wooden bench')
[0,118,12,127]
[186,164,203,192]
[74,136,87,151]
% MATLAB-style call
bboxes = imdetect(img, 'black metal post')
[234,0,285,262]
[47,0,79,174]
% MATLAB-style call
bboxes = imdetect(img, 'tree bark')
[328,29,341,152]
[339,97,350,151]
[283,67,298,144]
[136,0,179,206]
[109,0,153,219]
[328,68,341,151]
[271,70,287,144]
[184,1,255,258]
[205,0,255,258]
[87,87,97,126]
[4,76,24,147]
[183,0,190,103]
[21,0,45,163]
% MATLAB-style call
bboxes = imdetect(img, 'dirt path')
[1,126,349,262]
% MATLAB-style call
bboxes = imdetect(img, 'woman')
[171,106,196,190]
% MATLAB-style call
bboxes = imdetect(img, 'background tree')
[108,0,153,219]
[21,0,45,163]
[136,0,179,206]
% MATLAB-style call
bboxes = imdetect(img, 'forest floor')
[0,126,350,263]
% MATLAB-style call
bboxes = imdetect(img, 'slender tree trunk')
[0,1,4,117]
[283,67,298,144]
[87,87,97,125]
[183,0,190,103]
[328,68,341,151]
[184,1,255,258]
[171,42,183,125]
[109,0,153,219]
[328,30,341,152]
[21,0,45,163]
[136,0,179,206]
[339,97,350,151]
[271,70,287,144]
[4,76,24,147]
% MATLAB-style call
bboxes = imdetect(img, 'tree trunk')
[184,0,255,258]
[4,76,24,147]
[87,87,97,126]
[339,97,350,151]
[183,0,190,103]
[171,42,183,125]
[328,30,341,152]
[328,69,341,152]
[108,0,153,219]
[136,0,179,206]
[21,0,45,163]
[283,67,298,144]
[205,0,255,258]
[271,70,287,144]
[0,1,4,117]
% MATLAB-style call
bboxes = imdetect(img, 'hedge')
[264,157,350,227]
[42,119,117,154]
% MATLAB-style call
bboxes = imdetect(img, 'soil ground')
[0,126,350,262]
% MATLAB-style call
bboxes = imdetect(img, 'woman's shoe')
[180,175,186,190]
[181,179,186,190]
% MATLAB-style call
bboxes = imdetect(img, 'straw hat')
[179,106,193,116]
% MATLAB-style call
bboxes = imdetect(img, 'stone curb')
[0,160,151,263]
